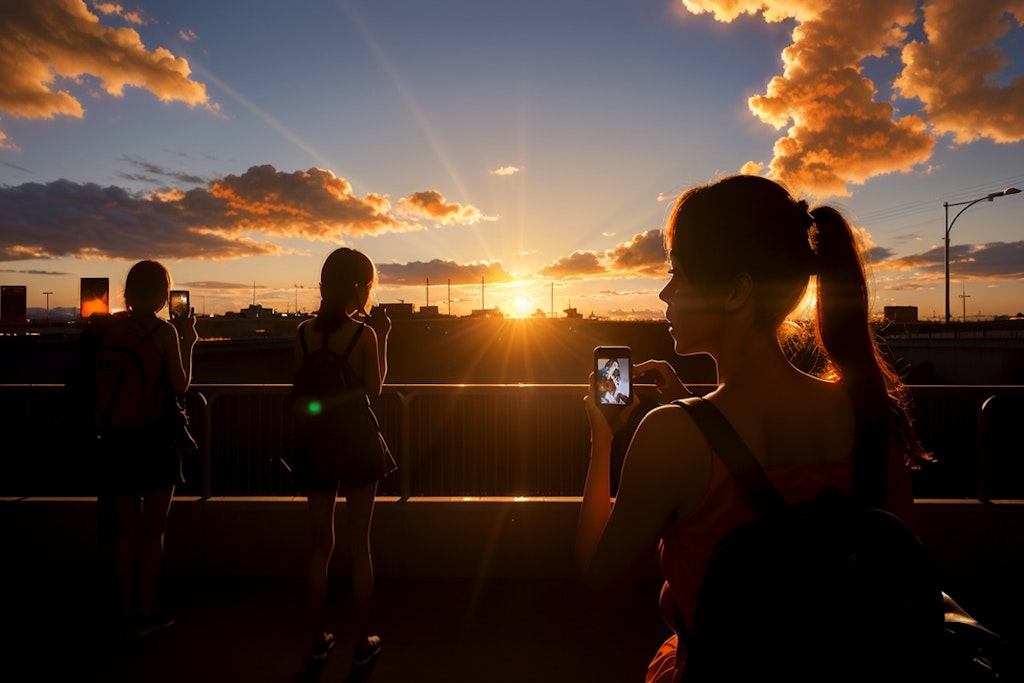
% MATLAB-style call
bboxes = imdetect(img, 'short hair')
[124,260,171,313]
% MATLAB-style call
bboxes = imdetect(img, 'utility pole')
[959,282,971,323]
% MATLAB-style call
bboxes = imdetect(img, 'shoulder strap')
[300,321,363,362]
[98,318,161,428]
[672,397,786,515]
[338,323,364,363]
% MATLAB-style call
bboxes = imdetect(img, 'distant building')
[377,302,415,318]
[883,305,918,323]
[225,304,277,319]
[417,305,440,318]
[469,307,504,318]
[563,307,583,319]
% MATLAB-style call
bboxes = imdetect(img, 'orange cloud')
[92,2,146,25]
[182,165,414,239]
[896,1,1024,144]
[0,165,478,261]
[537,229,668,280]
[604,229,668,277]
[396,190,497,225]
[0,0,210,144]
[490,166,521,176]
[683,1,1024,197]
[538,251,606,280]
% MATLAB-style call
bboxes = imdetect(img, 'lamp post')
[944,187,1020,324]
[43,291,52,322]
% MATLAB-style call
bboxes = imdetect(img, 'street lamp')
[944,187,1021,324]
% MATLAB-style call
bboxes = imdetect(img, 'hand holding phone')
[594,346,632,407]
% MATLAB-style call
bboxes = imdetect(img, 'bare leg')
[113,496,142,621]
[342,481,378,647]
[306,487,339,644]
[137,485,174,618]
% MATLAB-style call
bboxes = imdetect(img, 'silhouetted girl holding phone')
[576,175,926,682]
[293,247,393,666]
[98,260,197,636]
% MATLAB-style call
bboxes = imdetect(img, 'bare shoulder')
[621,402,714,518]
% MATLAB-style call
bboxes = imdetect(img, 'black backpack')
[92,314,165,432]
[65,313,165,434]
[286,321,391,480]
[672,397,1010,682]
[288,322,365,420]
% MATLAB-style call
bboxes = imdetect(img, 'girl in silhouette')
[294,247,394,666]
[576,175,926,681]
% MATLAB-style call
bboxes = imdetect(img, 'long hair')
[315,247,376,333]
[666,175,927,469]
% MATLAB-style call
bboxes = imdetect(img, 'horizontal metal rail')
[2,384,1023,501]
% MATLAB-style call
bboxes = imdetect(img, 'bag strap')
[299,320,363,361]
[673,397,785,514]
[338,323,364,363]
[98,316,159,429]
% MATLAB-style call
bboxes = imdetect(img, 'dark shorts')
[290,432,397,494]
[294,447,395,493]
[98,429,184,496]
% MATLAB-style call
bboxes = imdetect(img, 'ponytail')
[812,207,928,468]
[315,296,349,333]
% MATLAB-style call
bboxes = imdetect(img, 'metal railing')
[2,384,1023,501]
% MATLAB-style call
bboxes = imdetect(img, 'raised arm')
[166,315,197,395]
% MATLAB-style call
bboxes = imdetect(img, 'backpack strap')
[670,397,788,650]
[98,315,160,430]
[673,397,786,514]
[338,323,364,363]
[300,320,364,364]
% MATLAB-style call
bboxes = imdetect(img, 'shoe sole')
[311,637,335,661]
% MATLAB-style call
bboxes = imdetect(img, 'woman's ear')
[724,272,753,312]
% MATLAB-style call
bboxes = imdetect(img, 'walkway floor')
[9,569,669,683]
[8,563,1024,682]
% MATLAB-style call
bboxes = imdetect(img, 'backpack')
[91,313,167,433]
[672,397,1009,682]
[286,321,393,486]
[288,321,366,420]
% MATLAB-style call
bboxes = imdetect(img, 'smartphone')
[594,346,632,407]
[169,290,190,319]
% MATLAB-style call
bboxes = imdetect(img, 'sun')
[512,296,534,317]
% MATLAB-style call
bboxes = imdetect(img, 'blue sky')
[1,0,1022,320]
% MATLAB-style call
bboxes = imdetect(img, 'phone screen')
[169,290,190,319]
[594,346,632,406]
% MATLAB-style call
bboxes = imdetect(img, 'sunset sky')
[1,0,1022,320]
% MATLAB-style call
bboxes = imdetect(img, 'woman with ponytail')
[294,247,393,666]
[576,175,927,681]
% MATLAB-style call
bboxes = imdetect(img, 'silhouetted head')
[665,175,816,331]
[124,260,171,314]
[320,247,377,316]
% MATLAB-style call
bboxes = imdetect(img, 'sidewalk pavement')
[8,569,669,683]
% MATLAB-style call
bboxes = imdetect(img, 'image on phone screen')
[595,348,631,406]
[169,290,190,319]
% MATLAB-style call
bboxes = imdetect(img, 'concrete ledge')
[4,496,1023,580]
